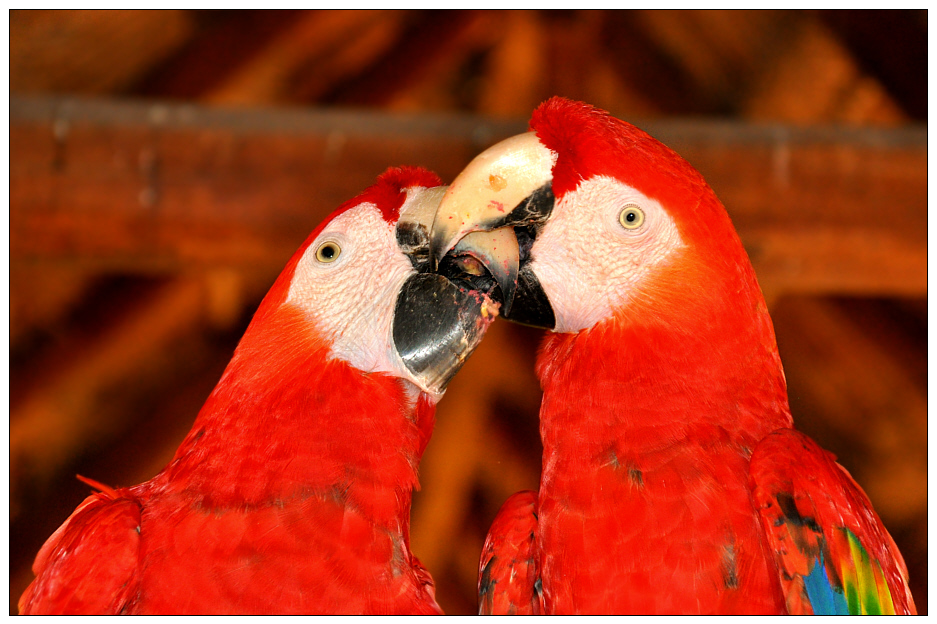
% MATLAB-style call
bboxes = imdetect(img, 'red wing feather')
[19,487,142,614]
[478,490,541,615]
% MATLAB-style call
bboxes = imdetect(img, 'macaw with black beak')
[430,98,915,615]
[21,167,504,615]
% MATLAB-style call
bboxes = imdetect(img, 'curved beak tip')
[392,273,501,394]
[449,227,520,315]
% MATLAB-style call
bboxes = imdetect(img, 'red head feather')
[530,97,749,274]
[250,166,442,327]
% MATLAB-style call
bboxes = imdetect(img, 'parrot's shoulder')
[478,490,542,615]
[749,428,915,615]
[19,479,143,614]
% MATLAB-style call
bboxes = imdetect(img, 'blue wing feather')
[803,552,849,615]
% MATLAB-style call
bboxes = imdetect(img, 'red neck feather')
[159,298,434,527]
[536,216,792,460]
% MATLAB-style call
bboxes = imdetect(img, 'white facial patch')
[286,202,415,381]
[529,176,684,333]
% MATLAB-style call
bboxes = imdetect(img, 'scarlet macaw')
[20,166,503,615]
[430,98,916,615]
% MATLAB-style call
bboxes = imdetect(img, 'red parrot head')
[429,97,770,341]
[165,166,507,507]
[250,165,501,398]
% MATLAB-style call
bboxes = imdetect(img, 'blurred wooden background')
[8,10,927,614]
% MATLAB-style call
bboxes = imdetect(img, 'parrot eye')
[315,241,342,263]
[619,205,645,230]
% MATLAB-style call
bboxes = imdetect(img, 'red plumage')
[20,168,445,615]
[479,98,915,614]
[478,491,540,615]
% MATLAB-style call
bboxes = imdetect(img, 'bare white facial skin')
[285,189,438,398]
[528,175,684,333]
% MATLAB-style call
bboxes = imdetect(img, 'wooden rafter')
[12,94,926,302]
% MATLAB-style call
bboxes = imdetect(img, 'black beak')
[506,263,556,330]
[390,186,502,394]
[392,273,498,395]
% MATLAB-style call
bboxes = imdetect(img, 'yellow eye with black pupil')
[619,205,645,229]
[315,241,341,263]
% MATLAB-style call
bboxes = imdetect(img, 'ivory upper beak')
[429,132,556,264]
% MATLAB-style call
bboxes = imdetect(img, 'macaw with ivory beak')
[20,167,504,615]
[429,97,916,615]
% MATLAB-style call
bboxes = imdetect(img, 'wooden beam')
[10,95,522,274]
[203,10,407,106]
[133,9,307,99]
[741,16,907,126]
[818,10,927,121]
[11,10,193,94]
[11,95,926,298]
[10,277,208,516]
[315,10,488,107]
